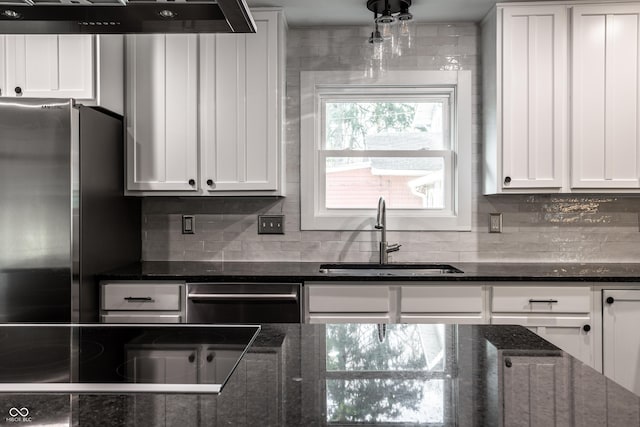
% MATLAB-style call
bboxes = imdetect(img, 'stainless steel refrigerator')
[0,99,140,322]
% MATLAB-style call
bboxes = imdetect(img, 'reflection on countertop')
[100,260,640,282]
[0,323,637,426]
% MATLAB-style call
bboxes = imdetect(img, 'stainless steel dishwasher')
[186,283,302,323]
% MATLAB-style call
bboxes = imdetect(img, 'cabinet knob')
[505,357,512,368]
[583,324,591,333]
[14,86,22,95]
[206,353,213,362]
[188,179,195,186]
[206,179,214,186]
[188,354,195,363]
[606,296,615,305]
[504,176,512,184]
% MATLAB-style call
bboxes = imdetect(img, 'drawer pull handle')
[124,297,154,302]
[188,293,298,302]
[528,299,558,304]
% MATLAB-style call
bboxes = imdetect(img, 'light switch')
[182,215,195,234]
[258,215,285,234]
[489,213,502,233]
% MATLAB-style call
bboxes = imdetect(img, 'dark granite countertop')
[0,323,636,426]
[99,261,640,282]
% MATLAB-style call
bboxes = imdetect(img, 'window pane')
[324,101,447,150]
[326,157,445,209]
[326,379,445,424]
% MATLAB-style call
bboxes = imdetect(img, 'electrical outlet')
[258,215,285,234]
[489,213,502,233]
[182,215,195,234]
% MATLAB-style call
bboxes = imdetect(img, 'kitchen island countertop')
[0,323,637,426]
[99,260,640,282]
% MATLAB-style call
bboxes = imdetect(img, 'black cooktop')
[0,324,260,393]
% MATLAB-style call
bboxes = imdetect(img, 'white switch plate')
[489,213,502,233]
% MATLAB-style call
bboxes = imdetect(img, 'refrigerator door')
[0,99,73,322]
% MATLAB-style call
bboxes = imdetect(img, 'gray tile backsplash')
[142,23,640,263]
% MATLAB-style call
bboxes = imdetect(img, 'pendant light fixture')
[365,0,414,73]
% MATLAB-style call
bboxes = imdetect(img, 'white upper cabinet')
[483,4,568,194]
[483,1,640,194]
[125,34,199,192]
[125,9,286,196]
[3,35,93,99]
[501,6,567,191]
[200,10,282,193]
[0,35,123,114]
[572,3,640,189]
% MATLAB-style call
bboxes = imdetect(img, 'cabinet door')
[4,35,94,99]
[603,290,640,395]
[572,4,640,189]
[492,316,594,368]
[500,6,566,190]
[126,34,199,192]
[200,11,280,192]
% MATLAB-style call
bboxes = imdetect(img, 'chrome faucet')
[374,197,401,264]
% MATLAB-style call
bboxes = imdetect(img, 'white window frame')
[300,70,472,231]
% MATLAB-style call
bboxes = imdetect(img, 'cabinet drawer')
[492,286,590,313]
[307,286,389,313]
[101,314,182,323]
[401,286,483,313]
[102,283,182,311]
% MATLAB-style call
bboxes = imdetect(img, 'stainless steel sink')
[318,263,464,276]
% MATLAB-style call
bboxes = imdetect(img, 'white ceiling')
[244,0,550,26]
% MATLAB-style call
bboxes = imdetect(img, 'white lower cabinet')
[99,281,185,323]
[399,285,488,324]
[492,315,594,368]
[490,284,597,370]
[306,284,392,323]
[602,289,640,396]
[305,283,488,324]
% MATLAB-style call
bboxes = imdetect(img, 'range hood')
[0,0,256,34]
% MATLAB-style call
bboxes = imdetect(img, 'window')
[301,71,471,231]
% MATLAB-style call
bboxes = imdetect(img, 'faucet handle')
[374,224,384,230]
[386,243,401,253]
